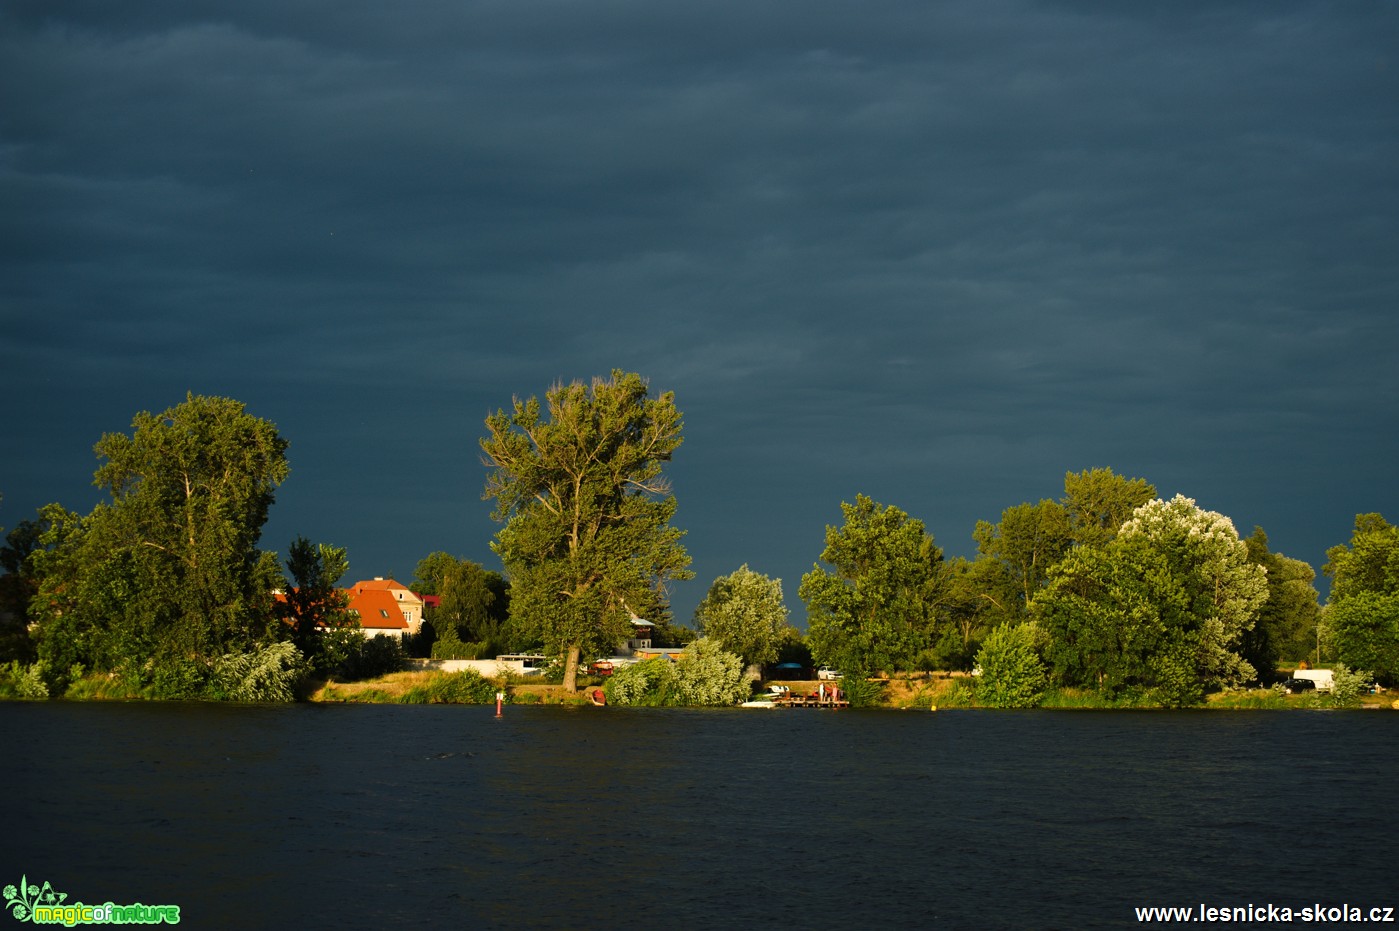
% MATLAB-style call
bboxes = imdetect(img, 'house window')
[380,609,390,618]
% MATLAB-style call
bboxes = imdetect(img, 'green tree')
[1324,514,1399,602]
[482,371,692,690]
[973,499,1071,617]
[799,495,943,675]
[1035,537,1192,701]
[410,551,461,596]
[974,623,1047,708]
[1062,467,1157,549]
[930,556,1014,670]
[32,394,289,678]
[1242,527,1320,678]
[1324,514,1399,683]
[416,554,510,654]
[277,536,353,659]
[694,564,791,669]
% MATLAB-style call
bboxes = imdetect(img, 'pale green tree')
[799,495,943,674]
[482,371,692,690]
[1117,495,1267,689]
[694,564,791,669]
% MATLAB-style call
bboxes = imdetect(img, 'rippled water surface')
[6,702,1397,929]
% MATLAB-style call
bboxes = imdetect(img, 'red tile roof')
[346,588,409,630]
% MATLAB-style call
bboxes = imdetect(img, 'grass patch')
[1037,688,1167,709]
[882,674,976,709]
[1207,689,1290,710]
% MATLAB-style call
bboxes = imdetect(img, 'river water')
[5,702,1396,929]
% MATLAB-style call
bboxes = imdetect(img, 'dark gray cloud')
[3,0,1396,620]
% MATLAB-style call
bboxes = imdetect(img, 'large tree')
[481,371,692,690]
[1323,513,1399,683]
[694,564,791,670]
[799,495,943,675]
[32,394,289,678]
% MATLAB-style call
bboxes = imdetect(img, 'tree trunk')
[563,642,581,691]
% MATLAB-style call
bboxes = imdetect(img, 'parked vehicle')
[817,667,841,680]
[1283,678,1317,694]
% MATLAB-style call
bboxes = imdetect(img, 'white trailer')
[1291,669,1334,692]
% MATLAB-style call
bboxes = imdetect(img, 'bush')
[309,627,364,677]
[144,657,212,700]
[430,637,490,660]
[604,658,678,706]
[400,670,498,704]
[974,624,1047,709]
[838,670,885,708]
[0,661,49,700]
[1321,663,1373,708]
[325,635,407,682]
[672,638,749,706]
[211,642,309,702]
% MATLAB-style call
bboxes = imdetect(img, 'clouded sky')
[3,0,1396,624]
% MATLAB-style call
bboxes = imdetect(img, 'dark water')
[5,703,1396,929]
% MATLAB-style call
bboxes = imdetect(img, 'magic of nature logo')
[4,876,179,926]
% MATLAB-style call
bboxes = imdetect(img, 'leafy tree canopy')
[1062,467,1157,549]
[973,499,1071,615]
[799,494,943,675]
[413,552,510,650]
[974,623,1047,708]
[1325,513,1399,602]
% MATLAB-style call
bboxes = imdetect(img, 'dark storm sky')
[3,0,1396,623]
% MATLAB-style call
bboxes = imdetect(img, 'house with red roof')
[344,577,425,639]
